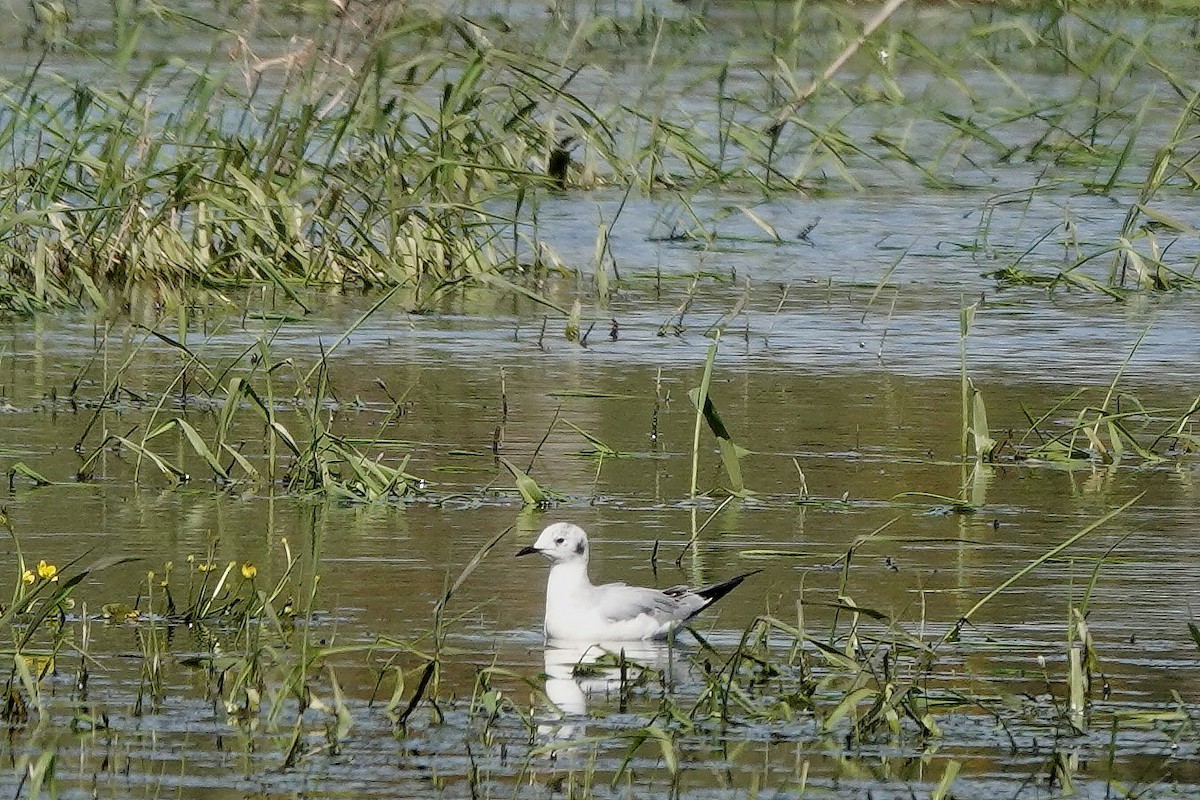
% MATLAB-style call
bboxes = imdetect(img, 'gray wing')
[593,581,703,623]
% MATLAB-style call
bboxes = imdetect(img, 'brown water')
[6,0,1200,796]
[3,270,1200,797]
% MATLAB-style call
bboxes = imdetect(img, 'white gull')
[516,522,759,643]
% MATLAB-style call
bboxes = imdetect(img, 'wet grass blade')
[7,462,58,487]
[823,686,878,732]
[434,525,514,637]
[687,384,751,496]
[562,420,620,457]
[8,555,141,646]
[500,457,547,506]
[165,419,230,481]
[946,492,1144,642]
[689,332,720,498]
[110,435,189,482]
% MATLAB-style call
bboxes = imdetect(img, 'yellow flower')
[21,569,35,585]
[240,563,257,580]
[36,560,58,582]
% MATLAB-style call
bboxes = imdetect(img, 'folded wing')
[590,570,762,639]
[594,583,699,624]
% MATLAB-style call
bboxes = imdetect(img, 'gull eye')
[554,537,565,545]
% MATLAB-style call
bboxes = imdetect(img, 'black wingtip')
[694,569,762,604]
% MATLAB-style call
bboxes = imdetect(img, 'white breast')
[544,606,676,641]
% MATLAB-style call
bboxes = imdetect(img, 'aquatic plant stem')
[959,298,976,460]
[675,496,735,566]
[302,285,403,385]
[690,332,720,498]
[944,492,1144,644]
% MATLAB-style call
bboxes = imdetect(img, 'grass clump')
[0,4,611,315]
[0,509,359,776]
[5,0,1200,312]
[57,320,431,499]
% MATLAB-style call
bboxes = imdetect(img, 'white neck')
[543,559,591,639]
[546,559,591,596]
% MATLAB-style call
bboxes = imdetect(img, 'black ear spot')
[574,539,585,555]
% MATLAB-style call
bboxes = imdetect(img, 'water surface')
[3,0,1200,797]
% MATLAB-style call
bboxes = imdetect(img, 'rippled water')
[4,0,1200,796]
[4,268,1200,796]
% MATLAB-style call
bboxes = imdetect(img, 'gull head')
[516,522,589,564]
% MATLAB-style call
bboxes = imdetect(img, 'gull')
[516,522,759,642]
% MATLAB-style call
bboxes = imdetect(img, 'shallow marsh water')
[4,0,1200,797]
[4,270,1200,797]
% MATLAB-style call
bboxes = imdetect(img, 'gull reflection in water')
[538,639,686,744]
